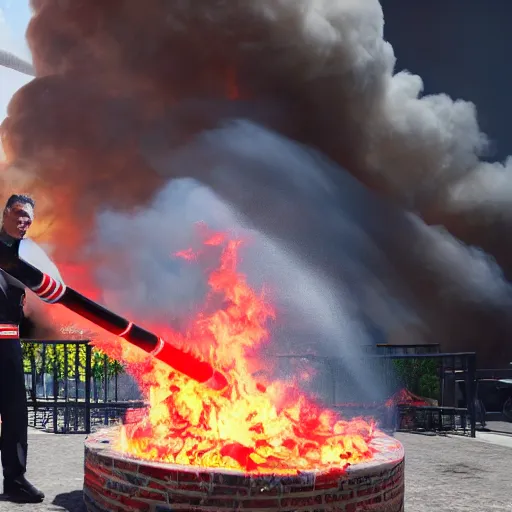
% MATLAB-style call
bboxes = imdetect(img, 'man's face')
[2,201,34,239]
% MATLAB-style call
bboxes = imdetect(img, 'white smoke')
[89,122,512,400]
[90,174,387,400]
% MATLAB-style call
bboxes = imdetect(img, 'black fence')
[20,339,477,437]
[386,352,477,437]
[22,339,145,434]
[273,349,477,437]
[375,343,441,355]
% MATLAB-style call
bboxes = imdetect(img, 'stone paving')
[0,429,511,511]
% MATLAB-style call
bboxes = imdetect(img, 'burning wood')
[0,227,379,474]
[112,231,378,474]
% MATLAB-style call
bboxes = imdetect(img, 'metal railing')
[21,339,477,437]
[273,350,477,437]
[22,339,144,434]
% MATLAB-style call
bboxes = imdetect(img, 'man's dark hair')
[4,194,35,210]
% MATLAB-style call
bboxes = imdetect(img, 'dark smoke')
[0,0,511,366]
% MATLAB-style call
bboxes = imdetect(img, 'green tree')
[21,342,125,385]
[392,358,440,400]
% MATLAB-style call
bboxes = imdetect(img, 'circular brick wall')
[83,428,404,512]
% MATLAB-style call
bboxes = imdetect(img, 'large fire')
[93,229,377,475]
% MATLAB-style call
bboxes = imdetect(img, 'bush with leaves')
[392,358,440,400]
[21,342,125,383]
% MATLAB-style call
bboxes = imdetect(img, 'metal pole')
[103,354,108,426]
[52,344,58,434]
[41,344,47,398]
[74,344,79,432]
[63,344,69,433]
[30,346,37,427]
[466,354,477,438]
[85,344,92,434]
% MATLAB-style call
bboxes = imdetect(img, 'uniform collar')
[0,230,17,246]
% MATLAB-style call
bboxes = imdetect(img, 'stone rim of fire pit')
[83,427,405,511]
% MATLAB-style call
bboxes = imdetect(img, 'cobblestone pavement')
[0,429,511,511]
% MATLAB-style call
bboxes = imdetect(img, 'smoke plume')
[0,0,511,367]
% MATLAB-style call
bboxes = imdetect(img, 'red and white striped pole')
[0,239,228,391]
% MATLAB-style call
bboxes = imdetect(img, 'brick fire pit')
[83,428,404,511]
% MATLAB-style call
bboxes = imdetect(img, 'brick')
[166,493,203,506]
[83,428,405,512]
[118,495,151,511]
[176,470,212,484]
[212,472,251,488]
[384,484,405,503]
[138,488,167,500]
[281,494,323,507]
[121,473,149,487]
[113,459,140,474]
[137,465,179,482]
[105,479,139,495]
[86,489,123,512]
[240,498,280,508]
[324,491,354,503]
[249,484,282,496]
[314,471,344,491]
[211,484,250,497]
[84,471,107,490]
[147,480,169,492]
[278,473,316,487]
[356,483,384,496]
[284,482,316,493]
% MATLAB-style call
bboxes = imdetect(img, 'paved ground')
[0,429,86,512]
[402,433,512,511]
[481,418,512,435]
[0,429,511,511]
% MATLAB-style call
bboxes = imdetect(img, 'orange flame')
[104,228,378,475]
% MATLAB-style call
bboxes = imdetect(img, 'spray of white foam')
[89,123,512,400]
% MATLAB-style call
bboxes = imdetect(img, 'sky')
[0,0,511,161]
[0,0,32,120]
[381,0,512,163]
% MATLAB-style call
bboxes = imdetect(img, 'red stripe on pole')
[44,281,65,303]
[32,273,51,295]
[39,277,58,299]
[31,273,66,303]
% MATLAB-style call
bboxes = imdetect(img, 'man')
[0,194,44,503]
